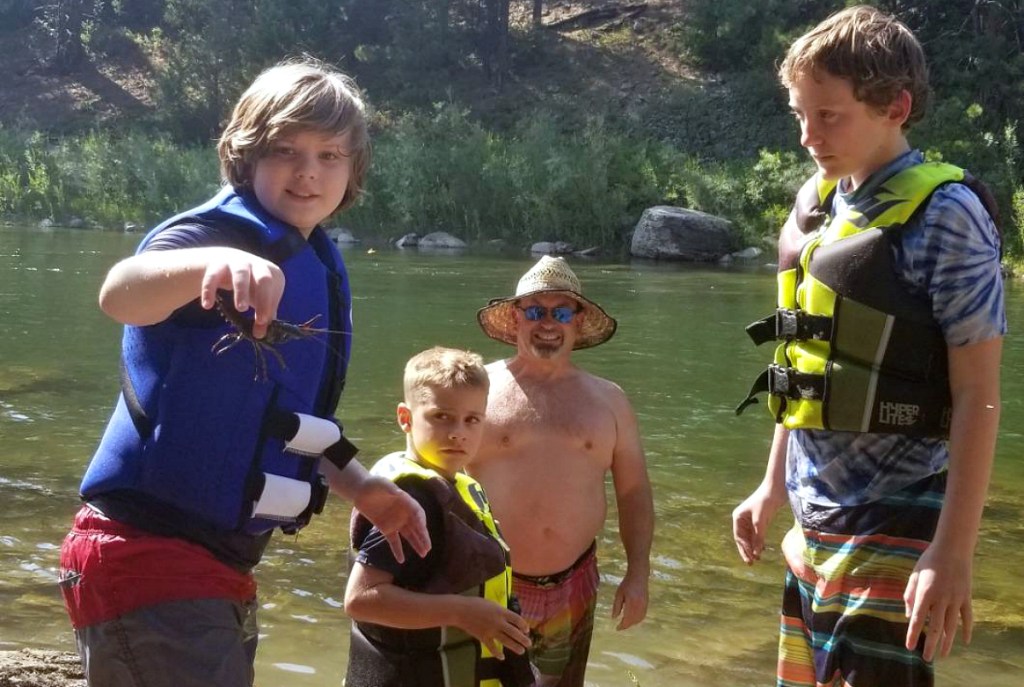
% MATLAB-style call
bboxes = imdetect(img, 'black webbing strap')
[735,368,770,415]
[735,365,826,415]
[744,315,777,346]
[746,309,833,345]
[794,177,835,234]
[478,657,503,681]
[478,652,535,686]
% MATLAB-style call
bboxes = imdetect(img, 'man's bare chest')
[487,382,614,443]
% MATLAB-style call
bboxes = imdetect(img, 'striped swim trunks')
[777,472,946,687]
[513,542,599,687]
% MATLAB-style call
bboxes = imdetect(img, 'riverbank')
[0,651,83,687]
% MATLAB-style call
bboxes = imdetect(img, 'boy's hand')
[903,544,974,661]
[352,477,431,563]
[456,597,531,660]
[198,248,285,339]
[732,484,787,565]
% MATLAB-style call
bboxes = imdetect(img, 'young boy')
[345,346,534,687]
[733,6,1004,686]
[58,58,429,687]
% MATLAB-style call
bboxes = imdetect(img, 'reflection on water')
[1,226,1022,685]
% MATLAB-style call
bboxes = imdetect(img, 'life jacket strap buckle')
[768,364,825,400]
[776,308,832,341]
[745,309,834,346]
[281,474,329,535]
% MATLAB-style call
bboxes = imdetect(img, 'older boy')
[733,6,1004,686]
[345,347,533,687]
[59,59,428,687]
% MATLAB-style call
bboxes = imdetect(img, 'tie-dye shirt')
[787,150,1006,508]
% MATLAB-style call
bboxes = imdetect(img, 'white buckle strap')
[252,473,311,520]
[285,413,342,456]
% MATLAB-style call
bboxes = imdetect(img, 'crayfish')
[212,294,346,381]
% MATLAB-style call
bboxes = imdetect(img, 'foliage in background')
[0,112,810,250]
[680,0,1024,258]
[348,105,668,246]
[0,0,35,30]
[119,0,503,139]
[3,1,1022,261]
[0,126,218,226]
[679,0,839,73]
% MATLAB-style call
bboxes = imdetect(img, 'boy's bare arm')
[344,562,530,659]
[733,424,790,564]
[321,460,430,563]
[608,387,653,631]
[904,336,1001,661]
[99,247,284,338]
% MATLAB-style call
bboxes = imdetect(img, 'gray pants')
[74,597,259,687]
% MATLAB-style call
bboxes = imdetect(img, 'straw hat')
[477,256,617,350]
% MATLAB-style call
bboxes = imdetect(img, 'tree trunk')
[53,0,86,74]
[440,0,451,41]
[533,0,543,26]
[481,0,510,89]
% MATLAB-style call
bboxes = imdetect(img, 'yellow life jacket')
[737,162,997,436]
[347,452,529,687]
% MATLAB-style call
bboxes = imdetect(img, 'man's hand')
[732,483,787,565]
[352,476,431,563]
[611,569,649,630]
[904,544,974,661]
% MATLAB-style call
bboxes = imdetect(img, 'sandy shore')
[0,650,84,687]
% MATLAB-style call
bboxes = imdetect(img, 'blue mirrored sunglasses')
[517,304,580,324]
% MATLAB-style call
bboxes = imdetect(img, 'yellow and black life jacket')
[346,452,531,687]
[736,162,999,437]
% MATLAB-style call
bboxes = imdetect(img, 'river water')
[1,225,1021,685]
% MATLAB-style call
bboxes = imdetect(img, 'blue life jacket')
[80,187,352,535]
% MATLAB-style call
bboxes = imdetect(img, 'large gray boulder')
[395,233,419,248]
[328,227,360,244]
[418,231,467,249]
[630,206,735,262]
[530,241,574,255]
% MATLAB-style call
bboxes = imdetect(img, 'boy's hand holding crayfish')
[198,248,286,340]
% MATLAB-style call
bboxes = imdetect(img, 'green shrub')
[0,127,218,227]
[345,104,675,247]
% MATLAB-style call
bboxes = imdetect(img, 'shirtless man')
[470,256,654,687]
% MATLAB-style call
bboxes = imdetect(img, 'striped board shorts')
[513,542,600,687]
[777,472,946,687]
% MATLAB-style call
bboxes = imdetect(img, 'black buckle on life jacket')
[310,473,329,515]
[787,310,832,341]
[735,364,828,417]
[283,474,330,535]
[745,309,833,346]
[768,364,825,400]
